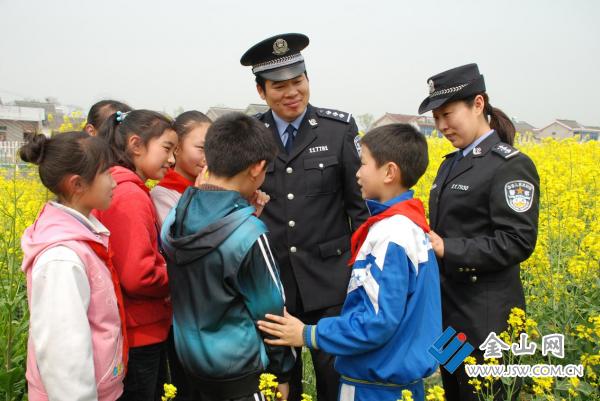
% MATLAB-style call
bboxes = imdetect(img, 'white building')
[0,105,45,141]
[537,119,600,141]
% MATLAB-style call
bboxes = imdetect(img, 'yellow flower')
[259,373,279,401]
[532,377,554,395]
[425,385,445,401]
[468,378,482,392]
[463,356,477,365]
[162,383,177,400]
[570,377,579,386]
[400,389,413,401]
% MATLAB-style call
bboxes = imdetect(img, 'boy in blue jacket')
[161,112,295,401]
[258,123,442,401]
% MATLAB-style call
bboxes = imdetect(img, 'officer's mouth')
[444,133,458,143]
[284,100,302,108]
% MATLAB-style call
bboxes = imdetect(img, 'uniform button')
[470,275,478,283]
[318,163,324,169]
[287,193,294,200]
[286,167,293,174]
[288,220,296,227]
[458,268,464,273]
[336,249,342,256]
[290,246,297,253]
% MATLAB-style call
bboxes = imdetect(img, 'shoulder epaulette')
[443,150,460,158]
[316,108,352,123]
[491,143,520,159]
[254,112,264,120]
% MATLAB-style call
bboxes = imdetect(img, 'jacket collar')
[366,190,414,216]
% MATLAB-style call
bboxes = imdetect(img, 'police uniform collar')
[442,130,500,159]
[443,150,460,159]
[463,129,495,157]
[272,108,307,136]
[473,130,503,157]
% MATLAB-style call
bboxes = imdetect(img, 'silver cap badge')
[272,39,289,56]
[428,79,435,95]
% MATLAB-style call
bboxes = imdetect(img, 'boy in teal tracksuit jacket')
[161,113,295,401]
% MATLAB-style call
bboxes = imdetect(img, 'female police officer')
[418,63,539,401]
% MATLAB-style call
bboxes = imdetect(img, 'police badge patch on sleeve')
[354,135,362,157]
[504,180,534,212]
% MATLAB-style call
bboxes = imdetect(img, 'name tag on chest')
[309,145,328,153]
[450,183,470,191]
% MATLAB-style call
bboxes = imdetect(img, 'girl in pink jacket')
[20,131,126,401]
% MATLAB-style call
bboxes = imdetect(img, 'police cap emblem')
[504,180,534,212]
[428,79,435,95]
[272,38,289,55]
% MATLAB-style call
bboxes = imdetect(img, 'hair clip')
[115,111,130,123]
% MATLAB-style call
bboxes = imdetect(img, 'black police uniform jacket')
[256,104,368,314]
[429,131,539,347]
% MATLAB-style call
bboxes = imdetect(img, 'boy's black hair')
[360,123,429,188]
[205,112,277,178]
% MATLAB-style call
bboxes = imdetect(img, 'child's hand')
[277,382,289,400]
[194,166,209,187]
[257,309,305,347]
[250,190,270,217]
[428,230,444,257]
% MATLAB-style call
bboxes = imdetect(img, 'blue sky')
[0,0,598,127]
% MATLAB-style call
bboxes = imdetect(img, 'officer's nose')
[436,119,448,134]
[286,86,299,98]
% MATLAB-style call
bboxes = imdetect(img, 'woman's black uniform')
[429,131,540,401]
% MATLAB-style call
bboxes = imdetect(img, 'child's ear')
[127,134,144,156]
[250,160,267,178]
[84,123,96,136]
[64,174,86,196]
[384,162,401,184]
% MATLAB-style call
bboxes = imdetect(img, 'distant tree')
[356,113,374,131]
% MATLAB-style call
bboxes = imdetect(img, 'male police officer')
[241,33,368,401]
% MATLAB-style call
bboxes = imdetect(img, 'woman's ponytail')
[482,93,516,146]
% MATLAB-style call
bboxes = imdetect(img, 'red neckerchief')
[348,198,430,266]
[85,240,129,371]
[157,169,193,194]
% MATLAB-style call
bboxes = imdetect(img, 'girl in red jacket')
[96,110,177,401]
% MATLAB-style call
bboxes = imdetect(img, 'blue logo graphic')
[429,327,475,374]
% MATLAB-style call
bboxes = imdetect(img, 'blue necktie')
[284,124,296,154]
